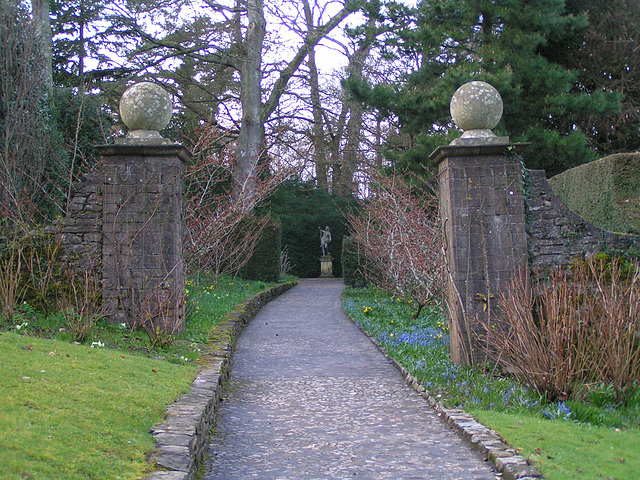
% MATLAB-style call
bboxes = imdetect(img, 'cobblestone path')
[205,278,499,480]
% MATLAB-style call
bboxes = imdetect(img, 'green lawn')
[0,274,288,480]
[0,331,196,480]
[473,410,639,480]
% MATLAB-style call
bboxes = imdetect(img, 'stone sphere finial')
[119,82,173,141]
[450,81,504,142]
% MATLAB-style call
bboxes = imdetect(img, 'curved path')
[205,278,499,480]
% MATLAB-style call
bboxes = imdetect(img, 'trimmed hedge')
[341,236,368,288]
[549,153,640,235]
[264,180,355,278]
[240,215,282,283]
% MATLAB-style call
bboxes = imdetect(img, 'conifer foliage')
[351,0,623,176]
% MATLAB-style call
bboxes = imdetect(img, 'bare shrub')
[57,261,102,343]
[585,257,640,402]
[483,268,591,401]
[482,258,640,403]
[184,123,290,286]
[344,169,442,319]
[280,244,293,277]
[129,284,184,348]
[0,231,64,320]
[0,239,28,320]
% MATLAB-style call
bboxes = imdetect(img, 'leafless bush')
[344,169,442,318]
[184,122,291,286]
[129,284,184,348]
[57,261,102,343]
[0,231,64,320]
[585,258,640,402]
[0,239,28,320]
[280,244,293,277]
[481,258,640,403]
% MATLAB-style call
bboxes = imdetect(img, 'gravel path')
[205,278,499,480]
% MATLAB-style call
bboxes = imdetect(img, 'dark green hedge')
[341,236,368,288]
[240,215,282,283]
[264,180,355,278]
[549,153,640,235]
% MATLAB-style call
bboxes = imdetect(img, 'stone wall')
[59,145,188,329]
[526,169,640,273]
[58,169,103,268]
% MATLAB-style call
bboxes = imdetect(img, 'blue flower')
[542,401,573,420]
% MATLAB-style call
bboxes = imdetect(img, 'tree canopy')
[349,0,632,176]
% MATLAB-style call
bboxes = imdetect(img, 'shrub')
[482,257,640,404]
[266,180,354,278]
[344,169,442,319]
[341,236,367,288]
[56,259,102,343]
[0,231,65,319]
[240,215,282,283]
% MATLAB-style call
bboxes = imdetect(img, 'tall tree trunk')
[31,0,53,93]
[333,34,371,198]
[231,0,357,201]
[234,0,266,202]
[303,0,329,190]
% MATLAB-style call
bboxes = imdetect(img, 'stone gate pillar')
[430,82,529,365]
[98,82,190,332]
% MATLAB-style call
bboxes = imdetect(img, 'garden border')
[143,281,297,480]
[348,317,545,480]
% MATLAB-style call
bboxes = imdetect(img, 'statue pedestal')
[319,255,333,278]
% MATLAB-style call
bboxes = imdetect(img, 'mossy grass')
[0,273,292,479]
[343,286,640,478]
[2,274,292,363]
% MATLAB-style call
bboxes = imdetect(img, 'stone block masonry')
[57,169,103,270]
[432,143,530,365]
[98,144,190,329]
[526,169,640,273]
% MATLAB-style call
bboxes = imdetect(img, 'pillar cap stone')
[118,82,174,145]
[450,81,508,145]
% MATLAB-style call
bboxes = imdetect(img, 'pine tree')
[351,0,621,176]
[561,0,640,155]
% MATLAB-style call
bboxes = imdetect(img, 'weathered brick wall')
[526,169,640,273]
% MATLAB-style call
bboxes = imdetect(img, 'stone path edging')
[143,281,297,480]
[349,316,545,480]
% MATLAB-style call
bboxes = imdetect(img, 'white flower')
[91,341,104,348]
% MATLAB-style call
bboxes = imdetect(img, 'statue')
[319,226,331,256]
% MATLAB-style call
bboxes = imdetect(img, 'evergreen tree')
[351,0,621,176]
[561,0,640,155]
